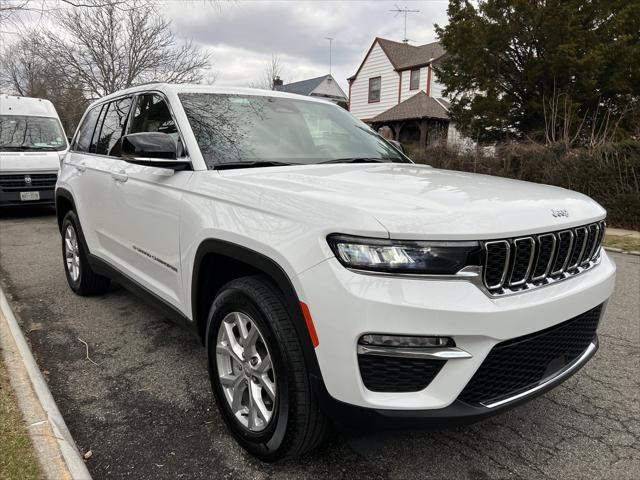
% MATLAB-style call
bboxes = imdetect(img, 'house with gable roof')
[275,74,348,109]
[348,37,465,150]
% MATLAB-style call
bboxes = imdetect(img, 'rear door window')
[94,97,132,156]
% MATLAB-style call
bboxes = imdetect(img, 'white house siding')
[349,42,399,120]
[399,66,429,102]
[430,70,446,98]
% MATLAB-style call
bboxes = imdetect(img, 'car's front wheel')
[206,276,327,461]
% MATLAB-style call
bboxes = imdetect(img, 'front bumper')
[297,250,615,412]
[0,171,57,207]
[0,188,55,207]
[319,338,598,430]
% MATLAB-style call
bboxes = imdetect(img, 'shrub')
[413,141,640,230]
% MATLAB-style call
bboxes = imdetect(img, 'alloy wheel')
[216,311,276,432]
[64,224,80,282]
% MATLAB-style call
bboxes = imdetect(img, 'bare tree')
[249,52,285,90]
[1,0,140,26]
[0,31,88,131]
[0,32,48,97]
[38,0,212,97]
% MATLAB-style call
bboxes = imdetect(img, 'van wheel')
[61,211,110,296]
[206,276,327,461]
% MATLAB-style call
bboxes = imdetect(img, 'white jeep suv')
[56,84,616,461]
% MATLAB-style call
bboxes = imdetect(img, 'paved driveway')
[1,208,638,479]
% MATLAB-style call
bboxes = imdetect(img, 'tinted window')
[179,93,407,168]
[74,106,101,152]
[94,97,132,156]
[129,94,177,139]
[89,105,107,154]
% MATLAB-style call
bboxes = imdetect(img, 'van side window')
[94,97,132,156]
[129,94,178,140]
[73,106,101,152]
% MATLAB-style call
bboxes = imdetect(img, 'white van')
[0,95,68,207]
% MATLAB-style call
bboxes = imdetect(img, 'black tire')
[61,210,110,296]
[206,276,328,461]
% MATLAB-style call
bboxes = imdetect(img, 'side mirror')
[389,139,405,154]
[121,132,189,169]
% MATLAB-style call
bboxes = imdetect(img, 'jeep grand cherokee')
[56,84,615,461]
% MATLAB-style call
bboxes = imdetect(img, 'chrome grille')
[509,237,535,286]
[483,241,510,289]
[567,226,588,271]
[531,234,556,281]
[482,221,605,295]
[551,230,573,276]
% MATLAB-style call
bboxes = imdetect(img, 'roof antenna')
[389,5,420,44]
[324,37,334,75]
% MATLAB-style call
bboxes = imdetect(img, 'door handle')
[75,161,86,172]
[111,169,128,183]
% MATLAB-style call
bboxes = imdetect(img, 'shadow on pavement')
[0,206,56,219]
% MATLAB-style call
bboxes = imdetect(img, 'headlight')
[327,234,482,275]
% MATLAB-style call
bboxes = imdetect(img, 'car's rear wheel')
[61,211,110,295]
[206,276,327,461]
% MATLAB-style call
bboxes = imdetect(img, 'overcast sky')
[4,0,449,94]
[165,0,450,93]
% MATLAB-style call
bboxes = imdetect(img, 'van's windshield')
[178,93,410,169]
[0,115,67,152]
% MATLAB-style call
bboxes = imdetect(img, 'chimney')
[272,76,283,89]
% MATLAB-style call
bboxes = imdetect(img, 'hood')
[0,151,63,172]
[219,163,606,240]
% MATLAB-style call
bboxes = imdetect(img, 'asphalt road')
[1,208,638,480]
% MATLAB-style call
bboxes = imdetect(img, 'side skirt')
[87,254,198,338]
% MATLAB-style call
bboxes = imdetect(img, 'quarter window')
[129,94,177,140]
[89,105,107,154]
[410,69,420,90]
[368,77,381,103]
[73,106,101,152]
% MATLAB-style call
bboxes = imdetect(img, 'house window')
[368,77,381,103]
[410,69,420,90]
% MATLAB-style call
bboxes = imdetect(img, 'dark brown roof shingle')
[377,38,446,70]
[370,91,449,122]
[348,37,446,81]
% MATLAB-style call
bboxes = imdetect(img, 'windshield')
[0,115,67,152]
[178,93,410,168]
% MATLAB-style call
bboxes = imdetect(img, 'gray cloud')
[166,0,449,91]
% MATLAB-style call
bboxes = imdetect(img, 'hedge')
[408,141,640,231]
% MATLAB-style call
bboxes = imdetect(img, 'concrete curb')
[604,246,640,256]
[0,286,92,480]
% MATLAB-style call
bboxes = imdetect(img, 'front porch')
[368,91,451,153]
[369,118,449,151]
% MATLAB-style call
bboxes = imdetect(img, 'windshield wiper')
[23,145,60,151]
[214,160,299,170]
[318,157,392,164]
[0,145,60,151]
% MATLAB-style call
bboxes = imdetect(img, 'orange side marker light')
[300,302,319,348]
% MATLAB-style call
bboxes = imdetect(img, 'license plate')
[20,191,40,201]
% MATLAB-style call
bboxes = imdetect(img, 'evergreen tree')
[435,0,640,143]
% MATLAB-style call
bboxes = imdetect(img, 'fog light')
[359,334,454,348]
